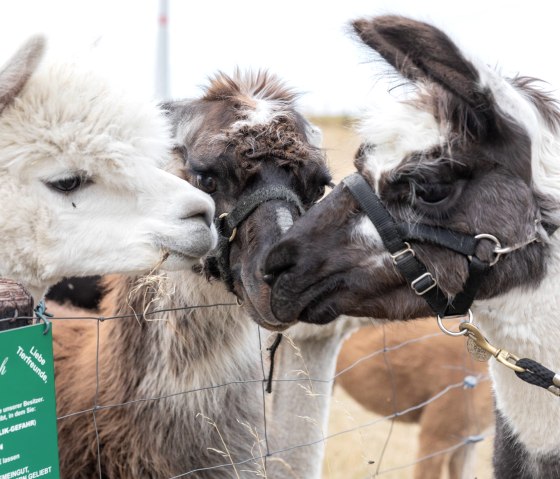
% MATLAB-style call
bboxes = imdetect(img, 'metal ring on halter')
[436,309,473,337]
[236,296,243,306]
[474,233,502,266]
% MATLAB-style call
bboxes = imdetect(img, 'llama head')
[264,15,560,325]
[0,36,217,301]
[163,70,332,330]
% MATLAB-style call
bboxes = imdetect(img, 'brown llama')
[52,69,333,479]
[336,319,493,478]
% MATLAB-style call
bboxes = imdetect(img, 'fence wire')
[2,301,493,478]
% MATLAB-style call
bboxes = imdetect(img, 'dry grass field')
[309,116,495,479]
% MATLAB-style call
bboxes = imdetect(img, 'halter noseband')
[206,185,305,292]
[342,172,556,319]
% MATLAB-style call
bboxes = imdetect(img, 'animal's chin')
[297,292,342,324]
[238,274,295,332]
[270,275,342,324]
[158,224,218,270]
[159,251,200,271]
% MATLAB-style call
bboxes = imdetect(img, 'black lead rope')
[515,358,560,394]
[343,172,560,396]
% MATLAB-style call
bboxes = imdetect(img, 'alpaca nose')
[263,239,300,285]
[181,194,215,228]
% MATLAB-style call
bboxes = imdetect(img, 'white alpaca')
[0,36,217,302]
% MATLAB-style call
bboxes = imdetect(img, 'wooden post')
[0,278,33,331]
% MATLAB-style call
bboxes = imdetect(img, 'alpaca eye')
[47,176,84,193]
[196,174,217,194]
[415,183,452,205]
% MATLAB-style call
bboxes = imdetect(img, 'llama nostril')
[264,240,300,280]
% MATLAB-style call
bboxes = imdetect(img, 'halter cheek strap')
[342,173,490,317]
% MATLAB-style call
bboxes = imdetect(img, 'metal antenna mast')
[155,0,170,100]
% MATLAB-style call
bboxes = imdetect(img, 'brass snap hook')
[459,322,526,373]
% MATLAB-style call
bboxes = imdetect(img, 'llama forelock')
[202,69,298,105]
[356,93,445,191]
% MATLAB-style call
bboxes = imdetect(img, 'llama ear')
[305,122,323,148]
[0,35,45,115]
[352,15,496,138]
[352,15,482,102]
[158,100,183,137]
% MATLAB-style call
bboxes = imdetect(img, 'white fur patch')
[475,60,560,217]
[247,99,275,125]
[473,234,560,454]
[351,216,391,270]
[353,216,383,248]
[357,95,444,190]
[275,206,294,233]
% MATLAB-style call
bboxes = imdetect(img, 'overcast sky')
[1,1,559,115]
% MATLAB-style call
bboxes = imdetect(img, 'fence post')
[0,278,33,331]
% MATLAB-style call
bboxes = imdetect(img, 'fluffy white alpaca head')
[0,36,217,300]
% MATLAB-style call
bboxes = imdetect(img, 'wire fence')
[1,300,494,479]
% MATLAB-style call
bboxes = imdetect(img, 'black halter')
[342,172,557,319]
[206,185,304,292]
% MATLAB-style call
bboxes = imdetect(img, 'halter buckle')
[390,242,415,265]
[410,272,437,296]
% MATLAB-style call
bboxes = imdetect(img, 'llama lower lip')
[299,297,340,324]
[238,280,295,331]
[245,298,294,331]
[271,274,339,323]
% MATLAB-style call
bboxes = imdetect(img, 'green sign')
[0,324,60,479]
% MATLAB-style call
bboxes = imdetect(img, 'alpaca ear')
[352,15,497,139]
[0,35,45,115]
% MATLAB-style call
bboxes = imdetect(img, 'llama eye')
[310,179,334,204]
[314,185,326,202]
[47,176,85,193]
[415,183,453,205]
[196,174,217,194]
